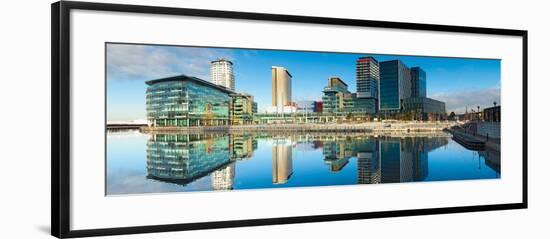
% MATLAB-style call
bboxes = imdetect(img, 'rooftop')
[357,56,379,63]
[146,74,235,94]
[210,58,233,65]
[272,66,293,78]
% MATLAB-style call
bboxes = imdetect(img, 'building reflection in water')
[145,133,455,190]
[146,133,232,186]
[381,137,449,183]
[380,138,402,183]
[146,133,260,190]
[320,135,448,184]
[357,139,381,184]
[230,134,257,160]
[272,137,293,184]
[479,148,501,174]
[322,138,352,172]
[211,162,236,190]
[211,134,257,190]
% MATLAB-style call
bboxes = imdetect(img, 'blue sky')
[107,43,500,122]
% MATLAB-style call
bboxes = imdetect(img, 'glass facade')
[351,97,377,114]
[403,97,446,120]
[230,93,254,125]
[322,77,349,113]
[146,75,232,127]
[411,67,427,98]
[322,77,376,114]
[379,60,411,112]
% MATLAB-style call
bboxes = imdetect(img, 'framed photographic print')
[52,1,528,238]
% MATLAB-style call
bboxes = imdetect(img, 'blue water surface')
[106,131,500,195]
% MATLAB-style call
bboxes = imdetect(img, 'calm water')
[106,130,500,195]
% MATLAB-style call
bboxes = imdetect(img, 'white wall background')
[0,0,547,238]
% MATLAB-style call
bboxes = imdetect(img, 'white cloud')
[430,88,501,114]
[106,44,234,81]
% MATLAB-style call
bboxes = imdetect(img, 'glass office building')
[322,77,376,114]
[352,97,377,114]
[230,93,254,125]
[146,75,233,127]
[403,97,446,121]
[379,60,411,112]
[410,67,427,98]
[322,77,350,113]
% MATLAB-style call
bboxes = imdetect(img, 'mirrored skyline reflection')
[106,131,501,195]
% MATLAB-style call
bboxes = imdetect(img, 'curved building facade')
[210,59,235,91]
[146,75,233,127]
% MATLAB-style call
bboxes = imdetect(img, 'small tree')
[346,112,353,121]
[449,112,456,120]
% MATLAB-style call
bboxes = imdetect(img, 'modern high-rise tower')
[356,57,380,99]
[356,56,380,113]
[271,66,293,113]
[210,59,235,91]
[379,60,411,112]
[410,67,427,98]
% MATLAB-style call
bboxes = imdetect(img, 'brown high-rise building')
[271,66,293,113]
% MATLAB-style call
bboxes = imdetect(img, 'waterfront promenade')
[446,127,501,152]
[140,121,458,134]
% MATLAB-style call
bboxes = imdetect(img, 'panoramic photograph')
[106,43,501,195]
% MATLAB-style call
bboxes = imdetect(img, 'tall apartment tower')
[410,67,427,98]
[356,57,380,113]
[356,57,380,99]
[210,59,235,91]
[271,66,293,113]
[379,60,411,112]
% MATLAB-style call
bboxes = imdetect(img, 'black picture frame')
[51,1,528,238]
